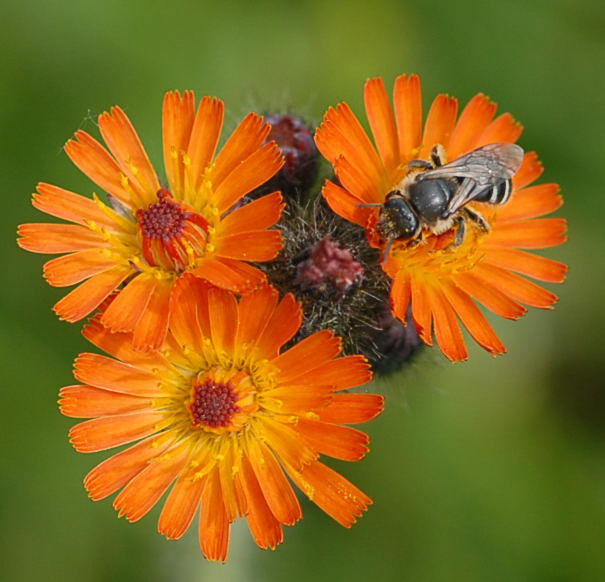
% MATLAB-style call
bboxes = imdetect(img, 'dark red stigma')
[189,380,240,428]
[137,189,189,241]
[136,189,210,269]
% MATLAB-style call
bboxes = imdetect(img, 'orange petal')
[32,183,116,228]
[64,130,133,206]
[59,385,151,418]
[98,106,159,203]
[215,230,282,262]
[53,265,132,322]
[18,223,106,254]
[364,77,399,173]
[246,438,302,525]
[100,274,156,332]
[169,275,210,352]
[193,257,267,294]
[162,90,195,193]
[322,180,371,227]
[132,278,175,351]
[43,249,118,287]
[411,278,433,345]
[441,281,506,356]
[389,272,411,322]
[474,264,558,309]
[272,330,342,383]
[213,142,283,213]
[69,411,164,453]
[333,155,384,204]
[84,434,173,501]
[210,113,271,189]
[394,73,423,160]
[235,285,279,354]
[315,103,386,191]
[296,418,370,461]
[74,352,162,396]
[454,272,527,320]
[255,293,302,359]
[187,96,224,191]
[83,315,170,371]
[420,94,458,157]
[289,355,372,391]
[262,385,333,415]
[484,247,568,283]
[513,152,544,189]
[158,469,206,540]
[497,183,562,221]
[219,191,284,235]
[488,218,567,249]
[287,460,371,528]
[317,393,385,425]
[427,285,468,362]
[448,94,497,159]
[258,417,317,471]
[113,441,190,523]
[199,468,231,562]
[240,455,283,550]
[478,113,523,145]
[217,445,240,523]
[208,286,238,357]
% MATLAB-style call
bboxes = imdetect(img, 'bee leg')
[430,144,447,167]
[463,207,491,233]
[407,159,433,170]
[452,215,467,247]
[382,238,395,264]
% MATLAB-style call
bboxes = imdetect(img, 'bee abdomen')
[474,178,512,206]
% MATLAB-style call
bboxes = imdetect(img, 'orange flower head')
[60,279,383,562]
[19,91,285,350]
[315,74,567,361]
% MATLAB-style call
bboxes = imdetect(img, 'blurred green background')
[2,0,605,580]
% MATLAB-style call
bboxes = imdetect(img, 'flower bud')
[295,236,363,294]
[262,114,318,200]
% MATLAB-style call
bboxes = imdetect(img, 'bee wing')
[418,143,524,216]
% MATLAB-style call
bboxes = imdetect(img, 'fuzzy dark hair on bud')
[262,198,421,373]
[257,114,318,201]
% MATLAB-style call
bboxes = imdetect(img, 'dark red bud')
[263,114,318,199]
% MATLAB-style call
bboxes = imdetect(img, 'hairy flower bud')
[261,114,318,200]
[295,236,363,294]
[262,199,420,374]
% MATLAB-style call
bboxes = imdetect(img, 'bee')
[361,142,525,258]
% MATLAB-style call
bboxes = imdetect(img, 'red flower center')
[189,379,240,428]
[138,189,188,240]
[136,189,210,271]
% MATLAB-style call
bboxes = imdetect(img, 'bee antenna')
[357,203,383,208]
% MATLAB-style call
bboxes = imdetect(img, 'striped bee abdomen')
[473,178,512,206]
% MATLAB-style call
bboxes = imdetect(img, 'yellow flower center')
[391,216,489,279]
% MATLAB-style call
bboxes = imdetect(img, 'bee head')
[382,191,419,240]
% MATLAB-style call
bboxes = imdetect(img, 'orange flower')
[60,279,383,562]
[315,75,567,361]
[19,91,285,350]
